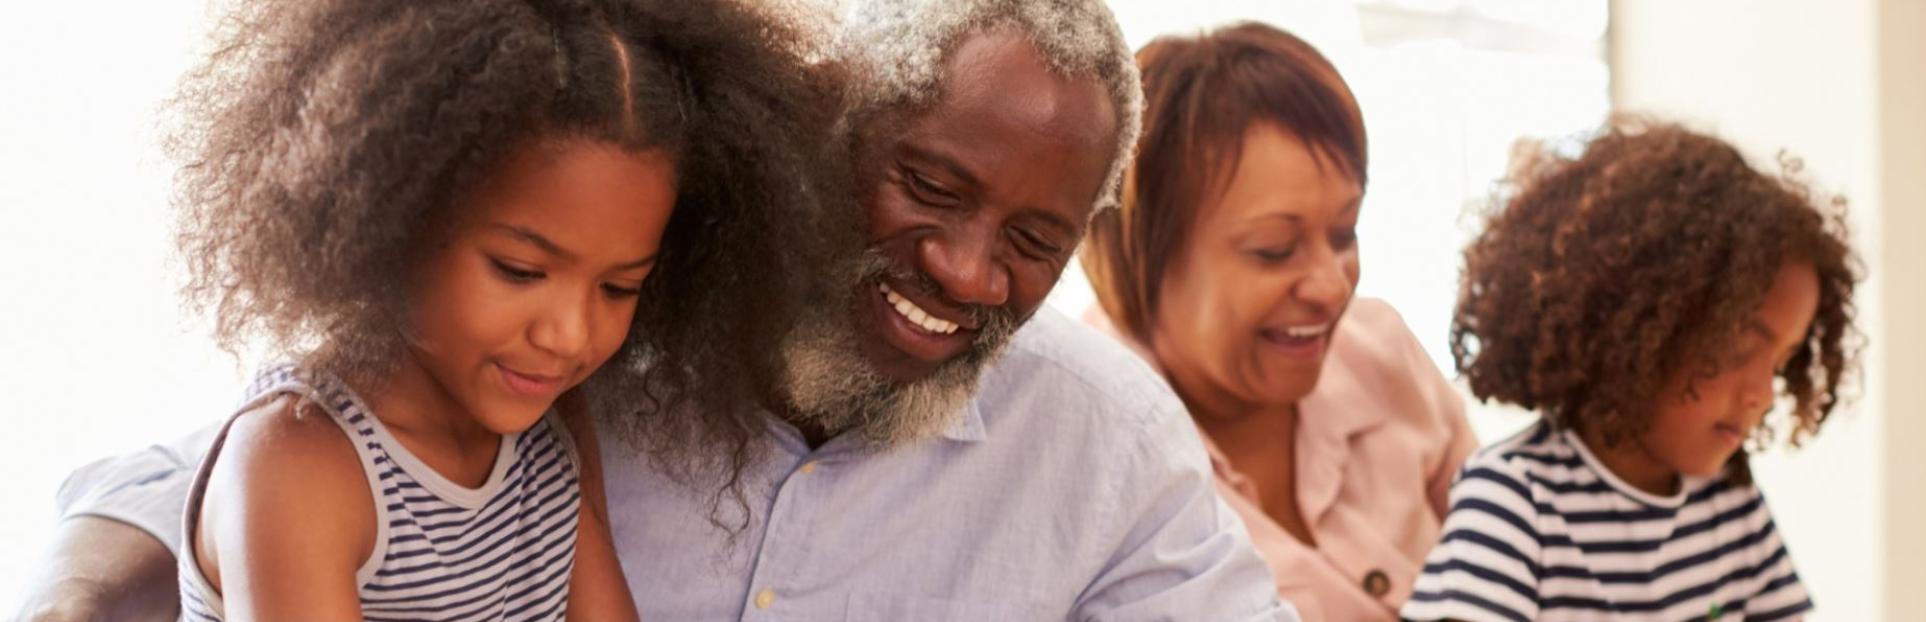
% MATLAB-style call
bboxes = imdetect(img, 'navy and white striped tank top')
[179,366,583,621]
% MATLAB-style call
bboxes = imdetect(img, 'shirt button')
[1362,569,1390,598]
[755,589,776,609]
[800,461,818,474]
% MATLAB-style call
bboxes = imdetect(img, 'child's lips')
[497,364,567,398]
[1713,422,1748,448]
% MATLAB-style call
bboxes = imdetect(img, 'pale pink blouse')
[1087,298,1477,621]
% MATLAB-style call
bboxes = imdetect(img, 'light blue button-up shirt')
[59,308,1295,621]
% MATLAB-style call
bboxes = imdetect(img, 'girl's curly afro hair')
[172,0,854,479]
[1452,119,1860,481]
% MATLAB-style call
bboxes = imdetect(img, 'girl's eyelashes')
[491,255,644,299]
[489,257,544,283]
[601,282,643,299]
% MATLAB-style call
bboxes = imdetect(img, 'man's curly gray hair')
[836,0,1143,215]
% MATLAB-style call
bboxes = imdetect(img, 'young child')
[1403,121,1858,622]
[168,0,838,619]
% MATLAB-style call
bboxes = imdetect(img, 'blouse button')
[1362,569,1390,598]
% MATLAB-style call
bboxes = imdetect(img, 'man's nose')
[916,225,1010,307]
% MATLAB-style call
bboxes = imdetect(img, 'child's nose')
[530,296,591,359]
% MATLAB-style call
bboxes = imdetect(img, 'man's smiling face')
[777,28,1120,443]
[854,28,1118,381]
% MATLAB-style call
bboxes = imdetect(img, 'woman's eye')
[490,258,544,283]
[904,169,961,207]
[1249,247,1295,263]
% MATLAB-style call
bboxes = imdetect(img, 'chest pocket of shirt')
[844,592,1042,621]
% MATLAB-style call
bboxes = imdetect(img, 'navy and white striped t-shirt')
[179,366,584,621]
[1402,421,1812,622]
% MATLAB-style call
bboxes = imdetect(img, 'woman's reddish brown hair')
[1082,22,1366,343]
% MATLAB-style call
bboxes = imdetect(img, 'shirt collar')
[940,399,988,442]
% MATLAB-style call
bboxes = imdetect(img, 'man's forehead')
[921,29,1118,154]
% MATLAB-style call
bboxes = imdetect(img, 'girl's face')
[1611,260,1821,488]
[1150,122,1362,417]
[405,139,676,435]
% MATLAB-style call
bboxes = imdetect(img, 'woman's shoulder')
[1314,298,1463,425]
[1329,297,1428,368]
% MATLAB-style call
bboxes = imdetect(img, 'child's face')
[1641,260,1821,479]
[404,139,676,435]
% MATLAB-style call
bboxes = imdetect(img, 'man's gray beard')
[777,252,1019,447]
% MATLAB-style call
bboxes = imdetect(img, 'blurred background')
[0,0,1919,618]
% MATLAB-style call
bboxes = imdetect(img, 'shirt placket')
[738,438,844,621]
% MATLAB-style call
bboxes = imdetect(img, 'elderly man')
[19,0,1295,620]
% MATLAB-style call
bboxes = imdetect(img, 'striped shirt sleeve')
[1402,458,1544,622]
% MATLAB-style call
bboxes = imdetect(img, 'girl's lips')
[497,364,566,398]
[1712,423,1748,448]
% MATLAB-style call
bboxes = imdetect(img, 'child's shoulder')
[222,394,360,469]
[1451,421,1578,505]
[203,394,375,531]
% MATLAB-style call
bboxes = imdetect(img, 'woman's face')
[1151,122,1362,416]
[405,139,677,435]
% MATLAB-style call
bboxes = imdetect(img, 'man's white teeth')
[1283,323,1330,339]
[879,283,960,335]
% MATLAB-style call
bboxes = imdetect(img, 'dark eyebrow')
[899,142,983,191]
[1744,319,1777,341]
[1031,209,1080,241]
[898,141,1079,238]
[489,223,657,271]
[614,253,659,271]
[1241,213,1305,227]
[489,223,567,258]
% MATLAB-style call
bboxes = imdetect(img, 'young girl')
[1403,121,1858,622]
[168,0,839,619]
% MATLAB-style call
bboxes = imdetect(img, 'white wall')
[0,0,243,603]
[1875,0,1926,617]
[1614,0,1922,619]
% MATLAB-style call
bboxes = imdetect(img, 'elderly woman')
[1081,22,1476,620]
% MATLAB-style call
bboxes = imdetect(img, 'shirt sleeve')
[1070,398,1299,622]
[1401,458,1544,622]
[54,423,222,556]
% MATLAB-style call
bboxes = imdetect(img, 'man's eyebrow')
[1029,209,1079,240]
[899,142,983,190]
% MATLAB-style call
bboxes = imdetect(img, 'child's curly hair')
[172,0,850,446]
[1452,119,1860,482]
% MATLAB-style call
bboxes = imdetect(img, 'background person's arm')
[13,424,219,621]
[13,516,180,622]
[557,403,640,622]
